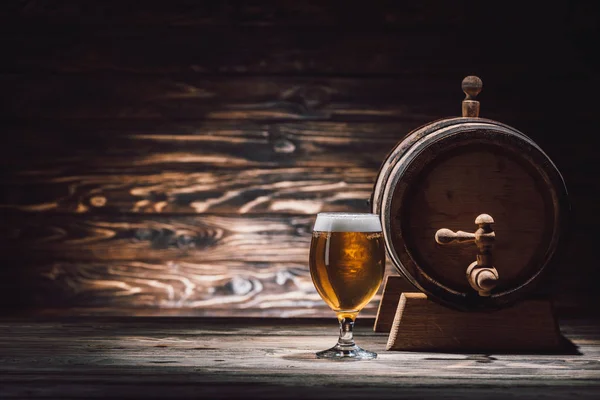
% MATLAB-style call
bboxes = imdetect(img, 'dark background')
[0,0,598,317]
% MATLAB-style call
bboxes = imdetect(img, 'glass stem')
[337,316,356,348]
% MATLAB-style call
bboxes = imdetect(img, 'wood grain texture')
[0,226,590,318]
[0,121,408,216]
[0,214,312,262]
[0,211,398,315]
[0,318,599,399]
[0,120,594,222]
[0,121,411,170]
[0,0,598,318]
[373,275,415,332]
[0,231,592,317]
[0,212,396,267]
[2,74,592,122]
[386,293,561,351]
[1,120,591,188]
[0,167,377,214]
[406,149,548,291]
[0,75,456,121]
[0,262,396,317]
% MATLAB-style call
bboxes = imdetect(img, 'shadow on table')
[283,335,581,362]
[421,335,582,356]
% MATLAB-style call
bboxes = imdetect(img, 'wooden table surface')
[1,317,599,399]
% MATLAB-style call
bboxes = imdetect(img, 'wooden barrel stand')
[371,77,569,352]
[374,276,562,352]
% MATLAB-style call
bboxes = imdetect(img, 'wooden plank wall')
[0,1,598,317]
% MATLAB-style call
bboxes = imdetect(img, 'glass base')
[316,343,377,360]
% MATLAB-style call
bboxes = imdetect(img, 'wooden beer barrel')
[371,76,569,311]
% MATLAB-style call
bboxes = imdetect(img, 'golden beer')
[309,212,385,360]
[310,231,385,316]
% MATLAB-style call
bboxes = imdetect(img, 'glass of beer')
[309,212,385,360]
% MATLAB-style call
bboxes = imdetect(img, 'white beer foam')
[313,213,382,232]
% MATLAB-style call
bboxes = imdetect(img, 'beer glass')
[309,212,385,360]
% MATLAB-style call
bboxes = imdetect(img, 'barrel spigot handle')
[435,214,498,297]
[462,76,483,117]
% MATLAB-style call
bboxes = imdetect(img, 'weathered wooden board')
[0,0,597,319]
[0,261,397,317]
[27,261,322,310]
[0,214,313,262]
[0,167,378,214]
[1,75,456,121]
[0,120,402,213]
[1,118,593,164]
[0,210,401,315]
[0,213,389,266]
[0,121,410,170]
[1,75,593,133]
[0,214,590,316]
[0,122,595,218]
[4,119,590,174]
[0,318,599,399]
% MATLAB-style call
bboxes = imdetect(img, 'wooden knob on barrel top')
[435,214,499,297]
[462,76,483,100]
[462,75,483,118]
